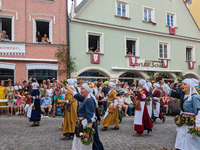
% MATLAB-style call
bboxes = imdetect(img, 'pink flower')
[181,118,184,123]
[176,120,180,124]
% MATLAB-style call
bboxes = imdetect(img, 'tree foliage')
[175,72,186,83]
[55,43,76,75]
[146,71,155,82]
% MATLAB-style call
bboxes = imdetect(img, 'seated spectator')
[0,30,10,41]
[21,94,26,114]
[123,91,134,116]
[41,93,52,117]
[46,84,53,98]
[39,84,45,98]
[42,34,50,44]
[130,84,136,95]
[95,49,100,54]
[24,92,32,117]
[115,81,122,94]
[15,94,22,115]
[161,92,172,116]
[14,82,22,98]
[117,92,129,116]
[88,46,95,52]
[36,31,42,42]
[53,90,64,117]
[7,95,14,116]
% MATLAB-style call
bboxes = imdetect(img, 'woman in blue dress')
[27,82,41,127]
[161,78,200,150]
[66,82,104,150]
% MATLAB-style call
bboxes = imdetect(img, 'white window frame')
[34,0,54,2]
[86,31,104,53]
[115,0,129,18]
[142,6,155,22]
[185,44,195,61]
[0,14,15,41]
[158,41,170,59]
[125,36,139,57]
[166,11,177,27]
[33,18,53,44]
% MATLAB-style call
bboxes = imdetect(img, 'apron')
[153,101,160,118]
[175,112,200,150]
[27,103,34,118]
[134,101,145,125]
[71,117,93,150]
[147,98,153,118]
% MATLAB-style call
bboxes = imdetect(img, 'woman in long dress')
[27,82,41,127]
[100,82,119,131]
[66,83,104,150]
[161,78,200,150]
[152,83,166,124]
[59,79,77,140]
[133,79,153,136]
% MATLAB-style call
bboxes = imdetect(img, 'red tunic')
[153,89,164,120]
[134,89,153,132]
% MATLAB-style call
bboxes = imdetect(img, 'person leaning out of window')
[0,30,10,41]
[42,34,51,44]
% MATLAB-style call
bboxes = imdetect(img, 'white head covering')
[73,79,78,87]
[182,78,200,101]
[109,82,115,88]
[152,83,160,94]
[32,82,39,90]
[82,83,92,93]
[67,79,75,90]
[139,79,149,92]
[147,82,152,89]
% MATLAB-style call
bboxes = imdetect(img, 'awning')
[112,67,183,72]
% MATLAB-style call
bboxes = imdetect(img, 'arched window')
[78,70,109,82]
[119,72,142,85]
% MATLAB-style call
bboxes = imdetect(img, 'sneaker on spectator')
[125,114,129,117]
[15,111,19,115]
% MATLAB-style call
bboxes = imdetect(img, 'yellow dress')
[0,86,6,110]
[102,90,119,127]
[63,90,78,135]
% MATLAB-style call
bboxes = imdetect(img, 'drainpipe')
[66,0,70,78]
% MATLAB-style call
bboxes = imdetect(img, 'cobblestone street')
[0,115,176,150]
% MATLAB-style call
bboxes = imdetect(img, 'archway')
[119,72,143,86]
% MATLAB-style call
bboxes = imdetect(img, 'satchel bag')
[135,101,141,110]
[108,105,114,113]
[75,118,87,137]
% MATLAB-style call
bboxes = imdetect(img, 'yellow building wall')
[187,0,200,28]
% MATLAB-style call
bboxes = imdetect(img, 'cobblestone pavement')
[0,115,177,150]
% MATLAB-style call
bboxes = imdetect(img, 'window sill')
[86,52,104,55]
[34,42,52,45]
[166,25,178,28]
[185,60,196,63]
[142,20,157,25]
[125,55,139,58]
[158,58,171,61]
[115,15,131,20]
[34,0,54,3]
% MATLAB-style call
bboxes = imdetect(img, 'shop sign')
[0,42,26,55]
[132,59,168,69]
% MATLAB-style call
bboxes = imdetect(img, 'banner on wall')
[91,53,100,64]
[129,57,137,66]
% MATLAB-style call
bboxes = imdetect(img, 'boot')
[100,127,107,131]
[133,133,142,136]
[111,125,119,130]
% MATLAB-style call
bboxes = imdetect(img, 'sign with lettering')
[129,59,168,69]
[0,42,26,55]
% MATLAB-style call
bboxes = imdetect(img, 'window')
[86,31,104,53]
[33,19,52,43]
[0,18,12,41]
[144,9,152,22]
[125,36,139,56]
[166,12,177,27]
[115,1,129,18]
[117,3,127,17]
[0,69,14,86]
[185,45,195,61]
[28,70,57,83]
[159,42,169,59]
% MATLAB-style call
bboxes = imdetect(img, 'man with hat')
[115,81,122,94]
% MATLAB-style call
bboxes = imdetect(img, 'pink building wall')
[0,0,68,83]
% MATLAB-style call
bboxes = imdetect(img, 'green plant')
[175,72,186,83]
[55,43,76,75]
[147,71,155,81]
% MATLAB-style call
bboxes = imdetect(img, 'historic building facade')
[0,0,67,84]
[69,0,200,83]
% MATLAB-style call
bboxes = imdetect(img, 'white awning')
[112,67,183,72]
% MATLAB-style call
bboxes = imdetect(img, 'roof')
[74,0,89,14]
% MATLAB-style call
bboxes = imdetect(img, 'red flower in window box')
[121,16,129,19]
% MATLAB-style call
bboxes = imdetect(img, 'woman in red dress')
[133,79,153,136]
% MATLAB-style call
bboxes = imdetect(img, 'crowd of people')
[0,77,200,150]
